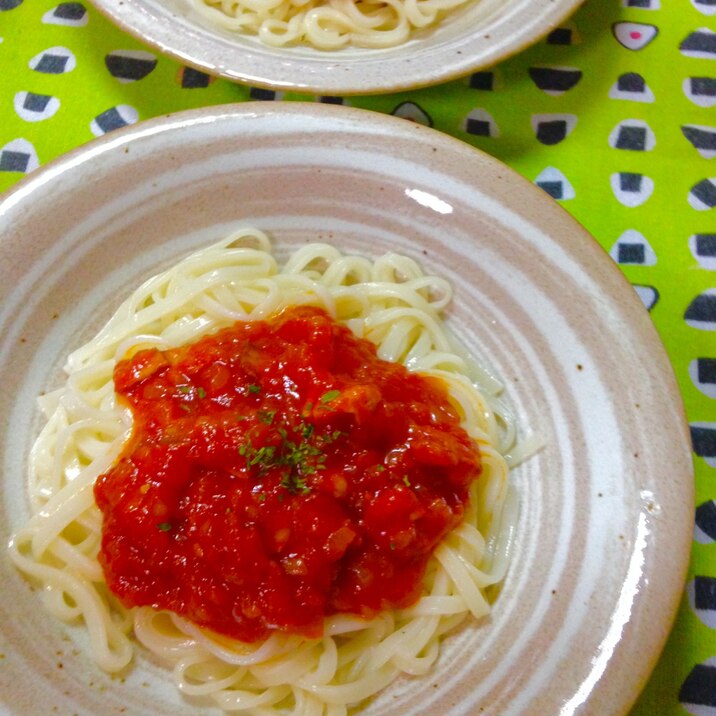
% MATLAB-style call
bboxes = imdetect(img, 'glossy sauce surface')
[95,306,481,641]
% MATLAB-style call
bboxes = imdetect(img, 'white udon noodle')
[186,0,502,49]
[9,228,517,715]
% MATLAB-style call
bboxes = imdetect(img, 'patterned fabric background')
[0,0,714,713]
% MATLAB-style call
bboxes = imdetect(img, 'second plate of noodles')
[87,0,585,93]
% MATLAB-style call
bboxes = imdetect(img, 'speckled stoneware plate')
[0,103,692,715]
[87,0,584,95]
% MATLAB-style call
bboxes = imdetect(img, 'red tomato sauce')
[94,305,481,642]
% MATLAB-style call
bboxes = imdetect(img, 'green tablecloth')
[1,0,713,713]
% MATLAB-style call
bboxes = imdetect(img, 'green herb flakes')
[319,389,341,404]
[258,410,276,425]
[237,416,346,496]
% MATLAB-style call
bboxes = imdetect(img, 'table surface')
[1,0,713,713]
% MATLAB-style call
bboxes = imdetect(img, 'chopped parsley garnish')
[281,472,311,495]
[178,384,206,400]
[248,384,261,394]
[402,475,412,487]
[248,445,277,468]
[319,389,341,405]
[157,522,172,532]
[258,409,276,425]
[238,418,341,495]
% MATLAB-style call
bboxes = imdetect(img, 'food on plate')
[187,0,496,49]
[9,228,515,713]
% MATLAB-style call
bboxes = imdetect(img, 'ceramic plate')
[87,0,584,95]
[0,103,692,715]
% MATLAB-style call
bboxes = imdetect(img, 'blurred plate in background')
[87,0,584,94]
